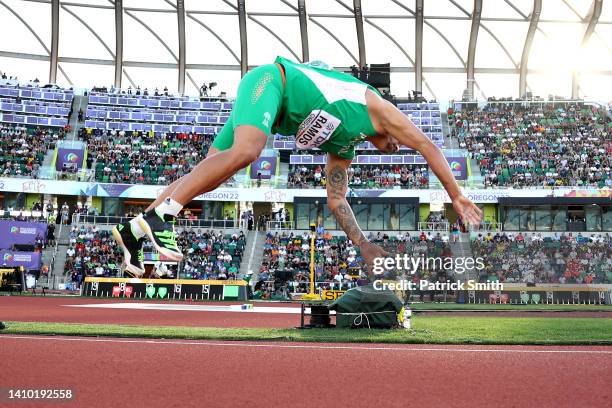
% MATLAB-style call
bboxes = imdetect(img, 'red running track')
[3,297,609,331]
[0,296,301,328]
[1,335,611,408]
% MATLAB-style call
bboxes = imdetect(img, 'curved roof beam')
[352,0,367,66]
[114,0,122,88]
[466,0,482,100]
[186,14,241,63]
[519,0,542,97]
[247,15,302,62]
[308,17,359,65]
[363,19,415,66]
[50,0,59,83]
[0,0,50,54]
[572,0,603,98]
[504,0,528,19]
[389,0,466,67]
[337,0,437,100]
[363,18,437,98]
[122,68,136,88]
[237,0,247,75]
[0,0,72,84]
[124,9,177,61]
[561,0,585,21]
[177,0,186,94]
[62,4,115,57]
[170,0,240,64]
[123,3,197,90]
[415,0,423,93]
[449,0,518,68]
[297,0,309,62]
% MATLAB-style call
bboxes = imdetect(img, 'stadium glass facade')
[501,204,611,232]
[0,0,611,102]
[294,200,418,231]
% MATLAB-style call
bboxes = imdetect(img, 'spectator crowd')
[80,128,214,185]
[451,103,611,188]
[0,124,65,178]
[64,225,246,286]
[288,164,429,189]
[255,229,454,299]
[472,232,611,284]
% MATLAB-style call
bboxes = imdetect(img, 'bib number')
[295,110,341,149]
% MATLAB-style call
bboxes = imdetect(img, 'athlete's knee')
[228,144,261,169]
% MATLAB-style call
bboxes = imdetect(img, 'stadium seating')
[257,230,452,297]
[451,103,611,187]
[471,232,611,284]
[80,128,213,184]
[287,163,429,189]
[0,124,65,178]
[84,91,231,134]
[0,82,73,128]
[64,225,246,285]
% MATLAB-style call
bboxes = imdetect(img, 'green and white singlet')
[211,56,379,160]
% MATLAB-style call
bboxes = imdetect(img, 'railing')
[175,218,243,230]
[72,213,245,231]
[468,222,503,232]
[265,221,294,231]
[418,221,450,232]
[48,221,64,290]
[261,280,358,296]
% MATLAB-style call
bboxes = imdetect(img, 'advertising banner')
[0,177,607,204]
[56,147,86,171]
[445,156,468,180]
[0,220,47,249]
[249,155,278,180]
[0,250,41,270]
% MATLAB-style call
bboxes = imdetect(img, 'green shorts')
[211,64,283,151]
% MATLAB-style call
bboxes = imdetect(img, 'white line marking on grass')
[1,335,611,354]
[62,303,305,314]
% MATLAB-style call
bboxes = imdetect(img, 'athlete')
[113,56,483,277]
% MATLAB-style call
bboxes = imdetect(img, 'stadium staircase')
[41,149,56,169]
[239,230,266,278]
[68,94,88,140]
[450,232,478,281]
[443,110,481,178]
[47,223,71,289]
[441,111,454,149]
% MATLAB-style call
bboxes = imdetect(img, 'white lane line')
[1,335,611,354]
[62,303,305,314]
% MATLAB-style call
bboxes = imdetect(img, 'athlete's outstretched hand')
[360,241,390,276]
[452,195,483,227]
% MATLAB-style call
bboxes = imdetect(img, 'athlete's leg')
[168,126,266,204]
[136,64,284,261]
[139,127,266,260]
[144,146,221,212]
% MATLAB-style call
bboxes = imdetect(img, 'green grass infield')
[2,316,611,345]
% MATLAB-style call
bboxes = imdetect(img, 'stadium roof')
[0,0,611,101]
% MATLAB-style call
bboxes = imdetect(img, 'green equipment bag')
[329,284,403,329]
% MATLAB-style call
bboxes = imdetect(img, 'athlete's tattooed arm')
[325,155,366,245]
[325,153,390,274]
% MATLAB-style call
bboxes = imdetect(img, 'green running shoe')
[112,221,145,277]
[139,209,183,261]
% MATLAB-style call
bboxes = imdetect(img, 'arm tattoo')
[327,164,366,245]
[327,165,347,200]
[334,203,367,246]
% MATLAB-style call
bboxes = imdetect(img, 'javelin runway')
[1,335,610,408]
